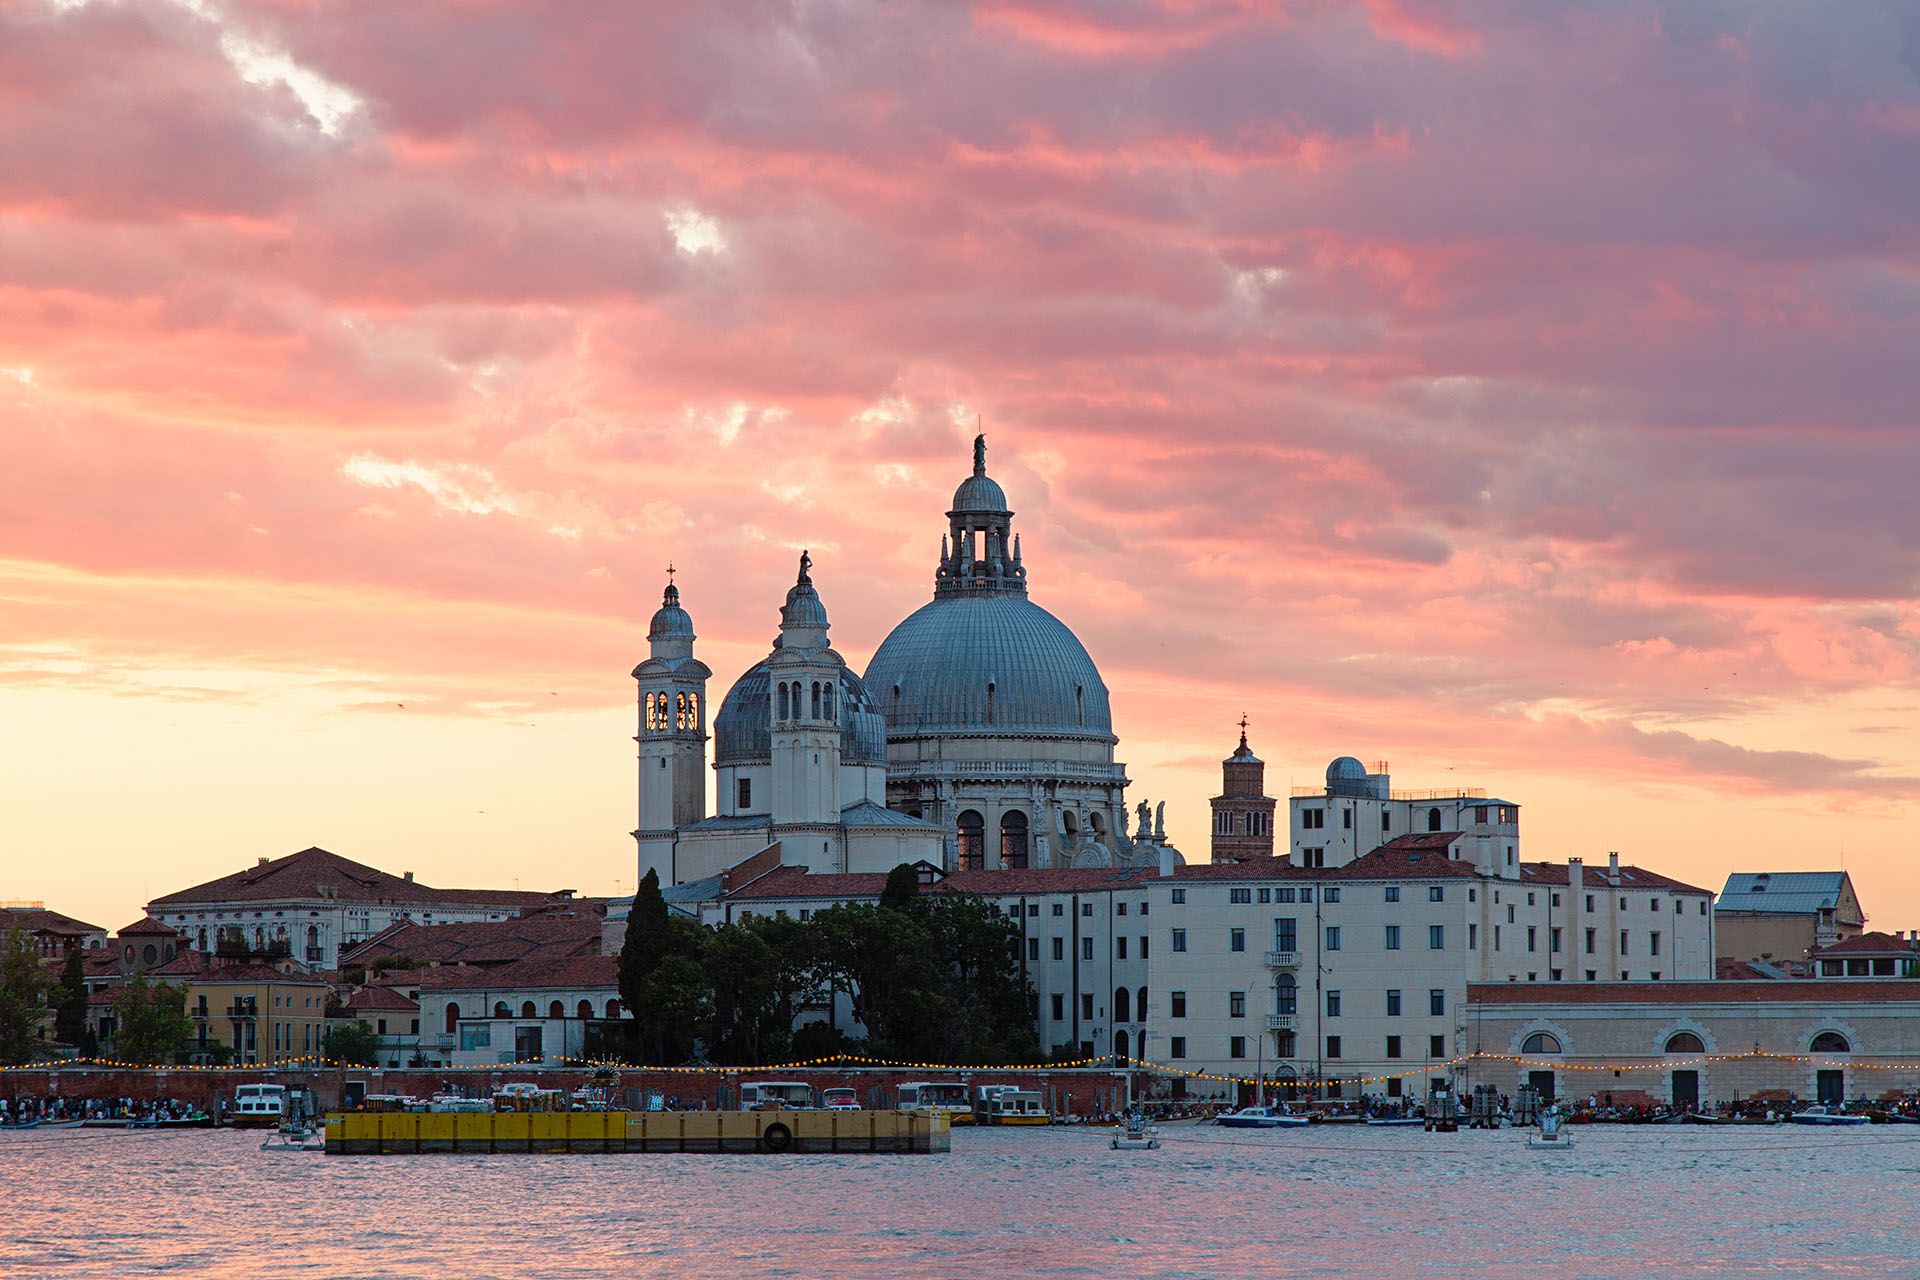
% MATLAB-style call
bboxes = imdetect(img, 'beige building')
[1463,979,1920,1109]
[1715,871,1865,965]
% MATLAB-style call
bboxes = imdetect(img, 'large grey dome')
[713,662,888,765]
[865,594,1113,740]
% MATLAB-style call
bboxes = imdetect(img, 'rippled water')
[5,1123,1920,1279]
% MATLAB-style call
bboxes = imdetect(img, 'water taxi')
[1217,1105,1308,1129]
[739,1081,815,1110]
[231,1084,290,1129]
[978,1087,1049,1126]
[1789,1105,1870,1127]
[897,1082,976,1125]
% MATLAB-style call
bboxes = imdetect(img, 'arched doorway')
[445,1003,459,1034]
[956,810,985,871]
[1520,1031,1561,1101]
[1114,1029,1129,1065]
[1000,811,1030,869]
[1114,987,1131,1022]
[1811,1031,1851,1106]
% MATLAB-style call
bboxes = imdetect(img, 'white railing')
[1266,1014,1296,1031]
[1264,950,1300,969]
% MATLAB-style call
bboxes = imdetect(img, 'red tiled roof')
[724,867,892,901]
[1716,958,1786,980]
[1516,861,1711,895]
[147,950,210,977]
[151,846,566,910]
[947,866,1173,894]
[347,985,420,1013]
[1467,979,1920,1006]
[1811,931,1920,957]
[431,952,619,993]
[116,917,183,937]
[87,985,123,1007]
[1325,834,1482,879]
[340,913,604,967]
[0,907,103,937]
[187,963,331,987]
[1170,859,1311,882]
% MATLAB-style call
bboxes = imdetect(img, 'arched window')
[1114,987,1131,1022]
[548,1000,565,1019]
[986,681,995,725]
[686,692,699,728]
[1090,811,1106,839]
[1137,987,1148,1023]
[520,1000,536,1018]
[606,999,621,1018]
[778,683,789,720]
[577,1000,593,1021]
[1062,810,1078,837]
[957,810,985,871]
[1811,1031,1851,1053]
[1521,1032,1562,1054]
[493,1001,510,1018]
[1000,810,1030,869]
[1275,974,1297,1016]
[822,681,833,721]
[446,1002,459,1034]
[810,681,821,719]
[1428,807,1443,832]
[1664,1032,1704,1054]
[1114,1029,1130,1063]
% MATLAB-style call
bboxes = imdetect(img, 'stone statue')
[797,548,812,584]
[1135,799,1152,842]
[1154,802,1166,842]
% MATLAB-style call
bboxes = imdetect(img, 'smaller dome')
[1327,756,1367,783]
[648,584,695,641]
[781,581,828,630]
[950,472,1009,514]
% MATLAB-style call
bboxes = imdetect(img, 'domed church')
[633,436,1174,888]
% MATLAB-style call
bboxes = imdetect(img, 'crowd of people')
[0,1095,210,1125]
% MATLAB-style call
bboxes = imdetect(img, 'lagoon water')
[5,1124,1920,1279]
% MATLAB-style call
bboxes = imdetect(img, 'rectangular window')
[1551,892,1561,907]
[1382,811,1392,831]
[1302,808,1325,829]
[1324,888,1341,903]
[1386,1035,1401,1059]
[1325,926,1342,951]
[1053,937,1064,961]
[1385,886,1400,903]
[1082,903,1093,917]
[1429,925,1445,950]
[1650,898,1660,912]
[1619,930,1629,955]
[1140,901,1148,916]
[736,778,751,809]
[1172,929,1187,953]
[460,1025,491,1050]
[1258,888,1271,904]
[1650,932,1661,956]
[1551,927,1562,953]
[1429,1034,1445,1058]
[1429,989,1444,1016]
[1325,991,1341,1017]
[1229,1036,1247,1060]
[1230,928,1245,953]
[1170,991,1186,1018]
[1050,994,1064,1020]
[1428,886,1444,903]
[1027,938,1039,961]
[1230,888,1252,904]
[1585,928,1596,954]
[1585,894,1595,912]
[1170,1037,1186,1059]
[1116,902,1127,916]
[1081,994,1094,1019]
[1493,925,1501,950]
[1082,937,1094,960]
[1171,888,1186,905]
[1278,888,1296,903]
[1300,888,1314,903]
[1527,926,1537,953]
[1386,989,1402,1017]
[1140,936,1149,959]
[1326,1035,1342,1059]
[1230,992,1246,1018]
[1343,808,1352,829]
[1116,936,1128,960]
[1385,925,1401,951]
[1274,918,1297,950]
[1053,903,1064,917]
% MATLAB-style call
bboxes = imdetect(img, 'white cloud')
[340,455,519,517]
[664,206,727,256]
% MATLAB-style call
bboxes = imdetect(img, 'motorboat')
[231,1084,291,1129]
[1527,1106,1576,1150]
[821,1088,863,1111]
[979,1088,1049,1126]
[1789,1105,1870,1127]
[1365,1116,1425,1127]
[0,1118,41,1131]
[897,1082,975,1126]
[1111,1116,1159,1150]
[1217,1106,1309,1129]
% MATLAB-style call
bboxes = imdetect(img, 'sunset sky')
[4,0,1918,934]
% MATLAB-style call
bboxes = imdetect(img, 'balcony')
[1266,1013,1297,1032]
[305,947,325,962]
[1264,950,1300,969]
[225,1002,257,1020]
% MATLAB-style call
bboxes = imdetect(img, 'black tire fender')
[761,1121,793,1153]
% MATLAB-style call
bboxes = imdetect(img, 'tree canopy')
[324,1019,381,1066]
[0,928,54,1065]
[111,973,192,1065]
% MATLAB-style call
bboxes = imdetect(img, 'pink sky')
[4,0,1919,933]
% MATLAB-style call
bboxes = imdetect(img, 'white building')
[1289,756,1519,872]
[148,847,570,970]
[427,955,626,1067]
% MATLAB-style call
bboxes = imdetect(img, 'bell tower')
[768,551,844,839]
[1210,717,1276,863]
[634,568,710,885]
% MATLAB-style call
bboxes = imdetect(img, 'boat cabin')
[897,1082,975,1122]
[739,1081,814,1110]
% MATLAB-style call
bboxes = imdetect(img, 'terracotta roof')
[116,917,183,937]
[340,913,603,967]
[87,985,123,1007]
[1325,834,1482,879]
[1516,861,1711,895]
[346,985,420,1013]
[1716,958,1787,980]
[1812,931,1920,957]
[0,907,103,937]
[724,867,893,901]
[147,950,210,977]
[1467,980,1920,1007]
[188,963,331,987]
[151,846,565,910]
[947,866,1173,894]
[431,952,619,993]
[1169,859,1311,882]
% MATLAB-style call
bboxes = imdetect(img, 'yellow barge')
[323,1108,950,1155]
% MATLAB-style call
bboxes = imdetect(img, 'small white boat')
[1527,1106,1575,1150]
[1217,1105,1309,1129]
[1111,1118,1159,1150]
[821,1088,863,1112]
[1789,1106,1870,1127]
[1366,1115,1424,1127]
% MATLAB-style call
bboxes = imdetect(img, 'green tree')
[111,973,192,1065]
[810,902,937,1056]
[881,862,921,910]
[617,869,671,1013]
[323,1019,380,1066]
[54,946,89,1051]
[617,870,712,1063]
[0,928,54,1065]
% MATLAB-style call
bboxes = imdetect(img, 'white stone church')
[633,436,1182,889]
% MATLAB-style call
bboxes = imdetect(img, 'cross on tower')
[665,561,676,586]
